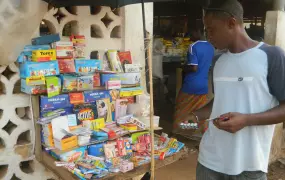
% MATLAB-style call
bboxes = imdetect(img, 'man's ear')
[227,17,237,29]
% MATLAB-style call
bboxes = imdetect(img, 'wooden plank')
[31,95,43,162]
[41,147,189,180]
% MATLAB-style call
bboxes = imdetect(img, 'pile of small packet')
[50,132,184,179]
[17,33,185,179]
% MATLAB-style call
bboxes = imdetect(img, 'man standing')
[187,0,285,179]
[173,29,214,132]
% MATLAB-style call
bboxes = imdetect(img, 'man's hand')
[213,112,248,133]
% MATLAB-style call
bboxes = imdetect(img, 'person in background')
[173,29,214,134]
[183,0,285,179]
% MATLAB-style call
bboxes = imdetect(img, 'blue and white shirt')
[181,41,214,95]
[198,42,285,175]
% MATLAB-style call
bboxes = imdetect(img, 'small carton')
[93,73,101,87]
[69,92,84,104]
[58,59,76,73]
[20,61,59,78]
[54,136,78,151]
[46,76,60,98]
[40,94,71,111]
[32,49,56,62]
[100,74,121,86]
[120,87,143,97]
[50,146,87,162]
[31,34,60,45]
[91,118,105,131]
[106,80,121,90]
[26,76,45,86]
[73,103,98,123]
[120,123,137,131]
[70,35,86,47]
[84,90,109,103]
[88,143,105,157]
[77,76,93,91]
[119,161,134,173]
[124,64,142,73]
[67,114,77,127]
[75,60,102,74]
[120,73,141,85]
[61,75,78,93]
[55,42,74,59]
[17,45,50,63]
[21,79,47,95]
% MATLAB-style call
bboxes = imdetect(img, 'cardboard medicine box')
[32,49,56,62]
[20,61,59,78]
[54,135,78,151]
[55,42,74,59]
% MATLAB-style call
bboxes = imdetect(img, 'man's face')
[204,14,233,50]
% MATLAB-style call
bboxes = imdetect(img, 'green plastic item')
[131,131,149,143]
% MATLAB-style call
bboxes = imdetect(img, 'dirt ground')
[154,99,285,180]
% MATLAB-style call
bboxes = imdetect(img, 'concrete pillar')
[264,11,285,163]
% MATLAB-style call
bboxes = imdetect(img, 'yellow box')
[43,135,54,147]
[91,118,105,131]
[32,49,56,62]
[54,136,78,151]
[26,76,45,86]
[120,89,143,97]
[120,123,137,131]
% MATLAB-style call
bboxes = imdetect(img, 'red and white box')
[119,161,134,173]
[55,42,74,59]
[106,80,121,90]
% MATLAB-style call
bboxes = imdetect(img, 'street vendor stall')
[14,1,190,179]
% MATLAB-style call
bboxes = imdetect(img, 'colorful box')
[20,61,59,78]
[124,64,141,73]
[119,161,134,173]
[120,87,143,97]
[40,94,71,111]
[120,73,141,85]
[58,59,76,73]
[77,76,93,91]
[31,34,60,45]
[61,75,78,92]
[17,45,50,63]
[54,135,78,151]
[91,118,105,131]
[50,146,87,162]
[46,76,60,98]
[84,90,109,103]
[73,103,98,122]
[67,114,77,127]
[120,123,137,131]
[106,80,121,90]
[70,35,86,46]
[88,143,105,157]
[21,79,47,95]
[26,76,45,86]
[75,60,102,74]
[69,92,84,104]
[55,42,74,59]
[93,73,100,87]
[32,49,56,62]
[100,74,121,86]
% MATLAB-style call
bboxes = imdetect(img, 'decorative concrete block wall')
[0,1,153,179]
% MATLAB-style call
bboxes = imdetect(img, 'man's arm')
[247,101,285,126]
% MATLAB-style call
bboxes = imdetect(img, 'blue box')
[88,143,105,157]
[31,34,60,45]
[21,79,47,95]
[40,94,72,111]
[100,74,121,85]
[17,45,50,63]
[40,107,73,118]
[75,59,102,74]
[20,61,59,78]
[84,90,110,103]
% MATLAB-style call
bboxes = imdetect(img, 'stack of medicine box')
[42,123,54,147]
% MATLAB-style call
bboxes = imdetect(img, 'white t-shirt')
[198,42,285,175]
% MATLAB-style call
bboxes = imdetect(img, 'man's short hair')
[204,0,244,23]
